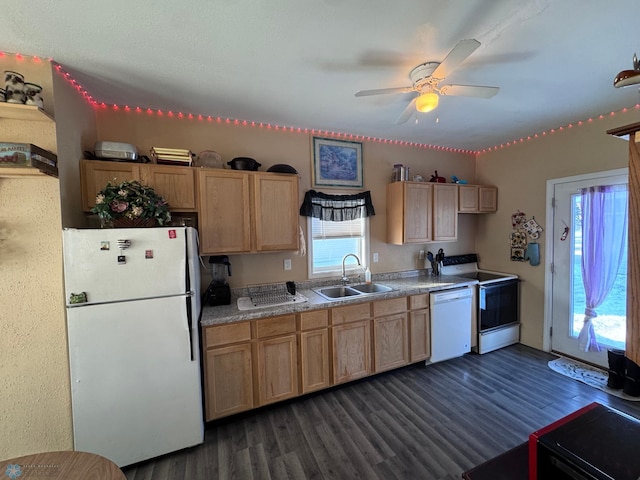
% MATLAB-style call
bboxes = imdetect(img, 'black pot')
[266,164,297,174]
[227,157,261,171]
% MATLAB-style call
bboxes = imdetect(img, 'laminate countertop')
[200,273,478,327]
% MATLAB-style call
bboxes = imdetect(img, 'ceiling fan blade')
[355,86,414,97]
[438,84,499,98]
[395,97,418,125]
[431,39,481,80]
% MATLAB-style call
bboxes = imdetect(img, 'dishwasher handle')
[430,287,472,305]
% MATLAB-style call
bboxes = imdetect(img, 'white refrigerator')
[62,226,204,467]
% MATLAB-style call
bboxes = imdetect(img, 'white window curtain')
[578,184,628,352]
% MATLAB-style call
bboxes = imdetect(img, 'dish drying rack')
[237,283,308,310]
[248,283,294,306]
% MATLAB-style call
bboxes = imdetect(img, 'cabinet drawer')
[254,315,296,338]
[373,297,407,317]
[299,309,329,331]
[409,294,429,311]
[331,302,371,325]
[205,322,251,348]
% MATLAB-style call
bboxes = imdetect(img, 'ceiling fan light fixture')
[415,92,439,112]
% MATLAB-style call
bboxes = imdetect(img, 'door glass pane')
[570,193,627,350]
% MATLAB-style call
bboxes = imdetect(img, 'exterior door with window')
[550,170,628,367]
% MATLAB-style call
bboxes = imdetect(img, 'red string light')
[2,51,635,157]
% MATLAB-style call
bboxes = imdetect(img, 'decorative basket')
[112,217,158,228]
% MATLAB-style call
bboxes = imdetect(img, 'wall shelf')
[0,167,56,178]
[0,103,54,123]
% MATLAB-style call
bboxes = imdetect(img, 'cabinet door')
[253,173,299,251]
[204,343,253,420]
[387,182,432,245]
[140,164,196,211]
[300,328,331,393]
[198,170,251,254]
[374,313,409,372]
[80,160,140,211]
[458,185,479,213]
[433,184,458,241]
[404,183,432,243]
[478,186,498,212]
[409,308,430,362]
[332,320,371,384]
[256,334,298,405]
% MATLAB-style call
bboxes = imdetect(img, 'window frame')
[307,216,370,280]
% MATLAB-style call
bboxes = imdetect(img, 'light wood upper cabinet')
[197,169,252,254]
[139,164,196,211]
[458,185,498,213]
[253,173,299,251]
[198,169,299,255]
[80,159,196,212]
[387,182,432,244]
[80,160,140,211]
[478,186,498,212]
[432,183,458,241]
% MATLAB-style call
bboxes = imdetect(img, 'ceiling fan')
[354,39,499,124]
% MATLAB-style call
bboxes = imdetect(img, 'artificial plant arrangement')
[91,180,171,226]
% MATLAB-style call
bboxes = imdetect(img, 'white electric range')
[441,254,520,354]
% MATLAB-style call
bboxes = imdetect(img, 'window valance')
[299,190,375,221]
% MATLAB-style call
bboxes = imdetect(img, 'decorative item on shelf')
[0,142,58,177]
[0,88,5,102]
[150,147,193,166]
[4,71,25,104]
[451,175,468,184]
[227,157,261,170]
[194,150,223,168]
[429,170,446,182]
[90,180,171,228]
[24,82,43,108]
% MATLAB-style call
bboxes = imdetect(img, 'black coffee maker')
[204,255,232,306]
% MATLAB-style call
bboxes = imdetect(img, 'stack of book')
[150,147,193,166]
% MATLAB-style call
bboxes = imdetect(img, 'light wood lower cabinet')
[203,295,435,421]
[203,321,253,421]
[373,297,409,372]
[332,320,371,384]
[204,343,253,421]
[255,334,298,405]
[299,310,330,394]
[408,294,430,362]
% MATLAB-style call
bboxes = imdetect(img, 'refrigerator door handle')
[186,293,194,361]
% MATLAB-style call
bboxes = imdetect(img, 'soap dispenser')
[365,267,372,284]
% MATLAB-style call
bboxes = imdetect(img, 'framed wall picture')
[312,137,363,188]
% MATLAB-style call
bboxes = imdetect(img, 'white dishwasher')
[428,287,473,363]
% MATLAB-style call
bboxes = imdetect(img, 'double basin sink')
[313,283,394,301]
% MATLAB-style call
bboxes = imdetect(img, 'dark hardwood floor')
[123,344,640,480]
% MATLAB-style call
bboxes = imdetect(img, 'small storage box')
[0,142,58,177]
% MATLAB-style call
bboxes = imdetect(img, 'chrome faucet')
[341,254,361,284]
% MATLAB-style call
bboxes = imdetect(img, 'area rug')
[548,357,640,402]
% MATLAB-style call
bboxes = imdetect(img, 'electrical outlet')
[373,252,379,263]
[419,250,425,260]
[284,259,291,270]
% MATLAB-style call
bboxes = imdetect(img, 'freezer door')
[63,227,190,304]
[67,296,203,467]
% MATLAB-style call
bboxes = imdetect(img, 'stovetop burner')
[440,254,517,284]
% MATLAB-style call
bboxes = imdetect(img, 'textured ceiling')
[4,0,640,151]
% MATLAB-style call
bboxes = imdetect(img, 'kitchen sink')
[316,286,361,299]
[313,283,394,301]
[350,283,393,294]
